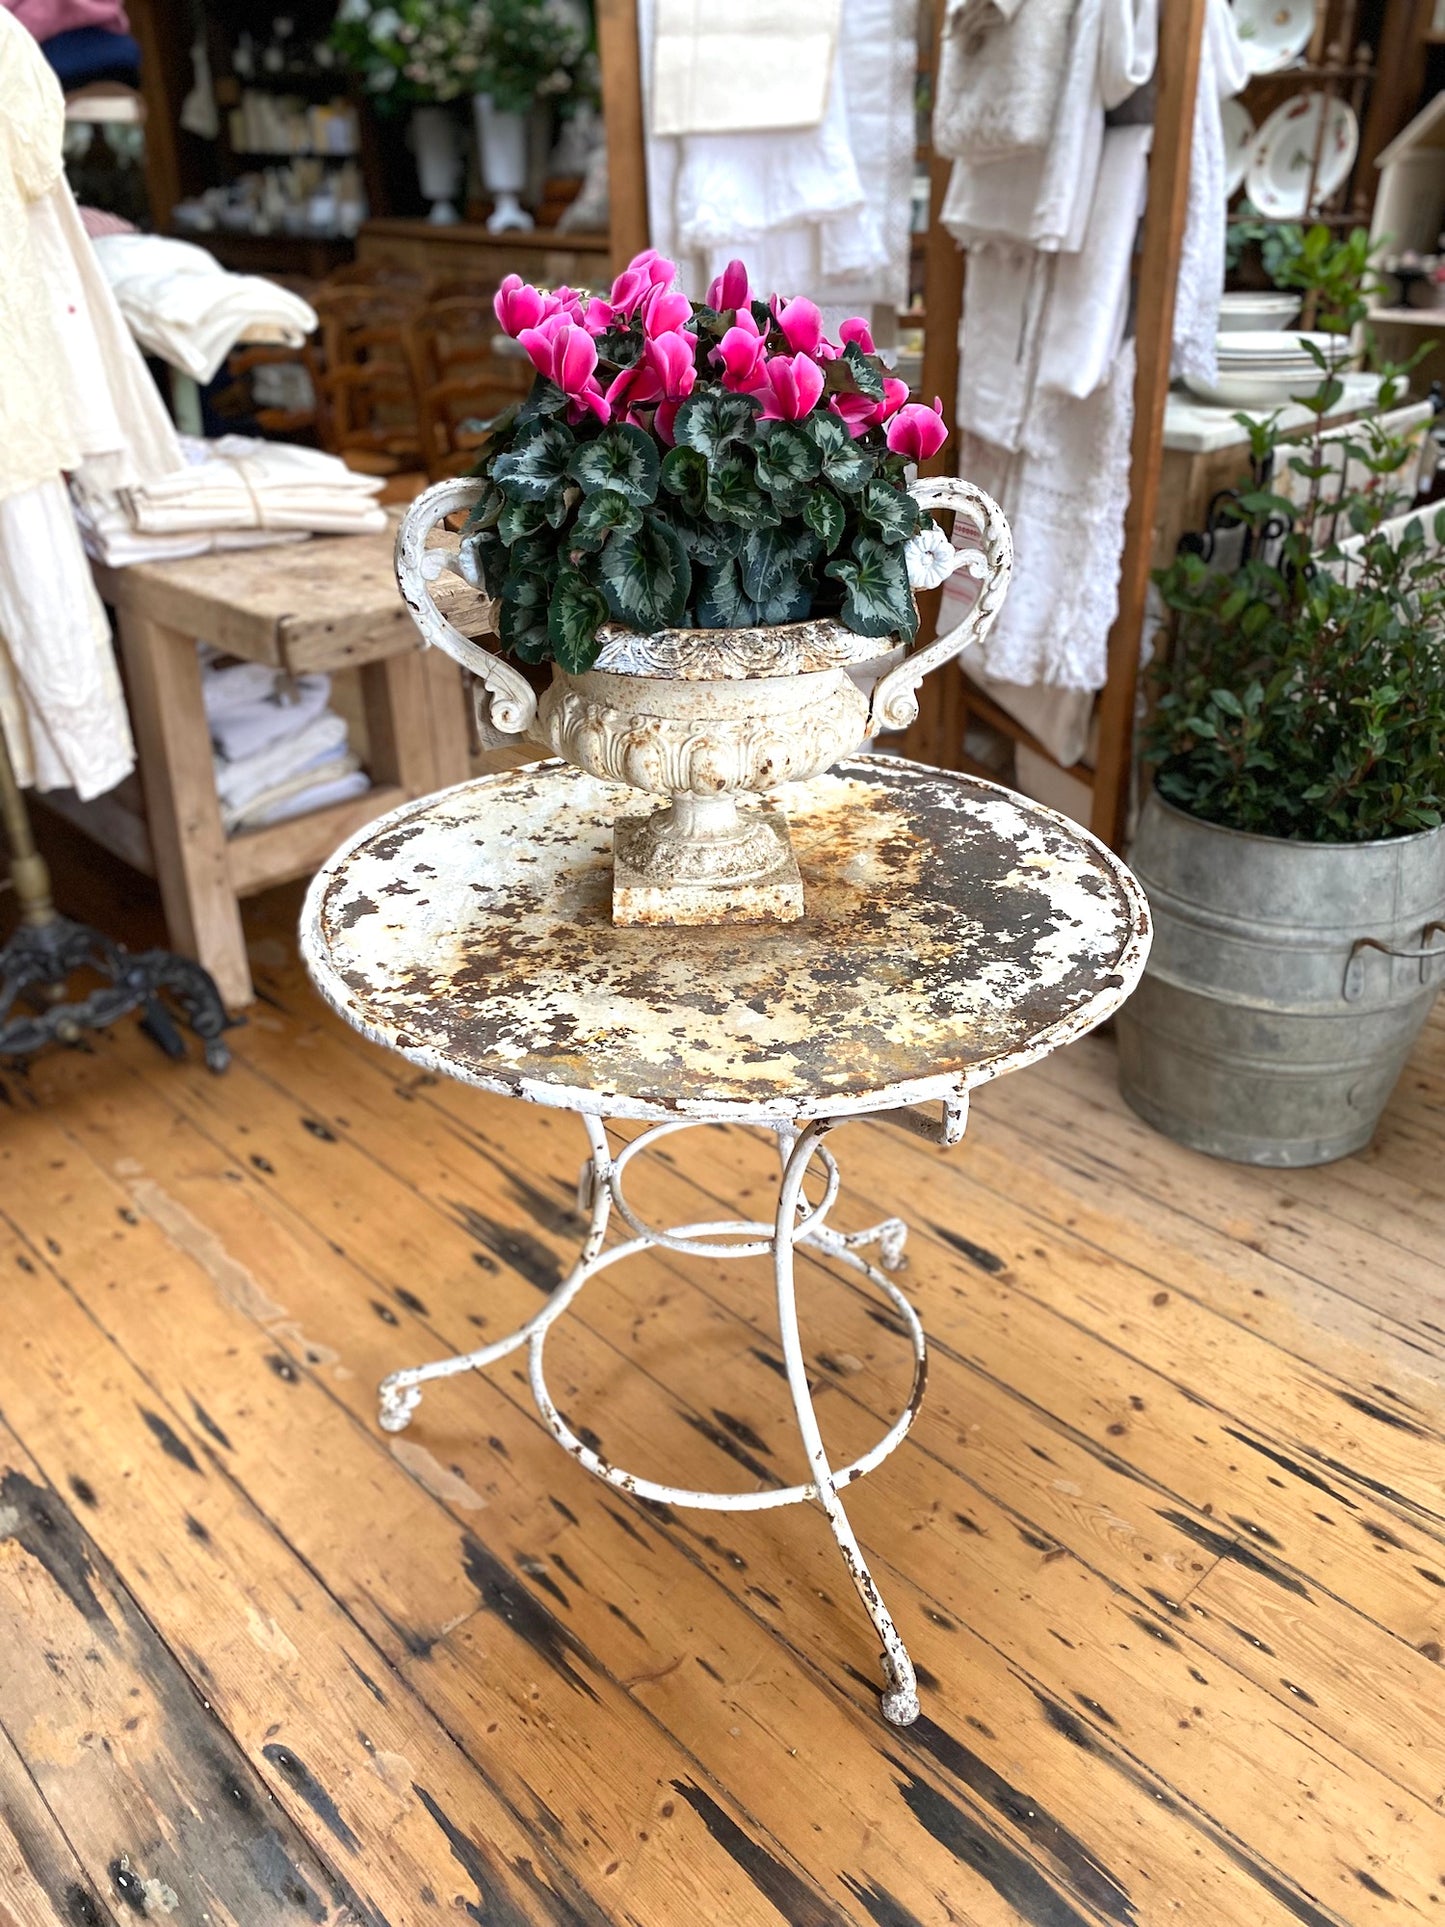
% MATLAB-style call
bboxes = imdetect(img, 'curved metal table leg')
[375,1110,927,1725]
[774,1122,920,1726]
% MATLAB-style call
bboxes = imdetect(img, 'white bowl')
[1218,291,1301,332]
[1214,329,1340,362]
[1184,370,1333,409]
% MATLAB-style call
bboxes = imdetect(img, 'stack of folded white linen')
[74,434,387,566]
[201,648,369,833]
[90,231,318,384]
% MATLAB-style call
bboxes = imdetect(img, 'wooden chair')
[406,294,533,479]
[309,283,428,489]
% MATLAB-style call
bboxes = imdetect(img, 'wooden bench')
[73,524,472,1008]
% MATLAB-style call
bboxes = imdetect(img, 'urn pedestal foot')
[612,793,804,927]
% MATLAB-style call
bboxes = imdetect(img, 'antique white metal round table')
[301,754,1151,1726]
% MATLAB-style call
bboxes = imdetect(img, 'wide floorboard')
[1,830,1443,1927]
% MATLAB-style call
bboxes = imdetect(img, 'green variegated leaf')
[842,340,885,402]
[860,479,927,545]
[672,509,744,569]
[499,570,551,661]
[598,516,692,632]
[497,496,550,546]
[826,535,917,640]
[516,376,570,423]
[674,390,760,460]
[806,411,874,493]
[464,483,505,532]
[458,528,502,594]
[739,524,819,604]
[568,423,660,505]
[492,417,575,502]
[803,489,846,554]
[706,455,780,529]
[570,488,642,551]
[659,444,709,514]
[547,568,609,672]
[754,423,821,505]
[696,558,759,629]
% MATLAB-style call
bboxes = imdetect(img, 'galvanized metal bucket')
[1116,791,1445,1166]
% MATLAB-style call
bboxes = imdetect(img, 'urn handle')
[867,477,1013,738]
[394,476,538,736]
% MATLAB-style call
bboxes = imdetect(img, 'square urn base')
[611,805,805,927]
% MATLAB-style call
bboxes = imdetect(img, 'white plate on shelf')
[1247,93,1358,220]
[1230,0,1314,74]
[1221,98,1256,197]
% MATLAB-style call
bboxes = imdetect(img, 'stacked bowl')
[1185,329,1342,410]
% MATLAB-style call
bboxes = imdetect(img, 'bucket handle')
[1343,921,1445,999]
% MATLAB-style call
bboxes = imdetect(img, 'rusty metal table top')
[301,754,1150,1124]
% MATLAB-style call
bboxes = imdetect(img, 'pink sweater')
[2,0,131,40]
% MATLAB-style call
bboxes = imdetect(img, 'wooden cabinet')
[356,218,614,291]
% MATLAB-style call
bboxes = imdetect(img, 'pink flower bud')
[712,312,767,393]
[644,329,697,401]
[609,249,679,318]
[838,315,876,355]
[706,258,752,312]
[757,352,825,421]
[885,397,949,462]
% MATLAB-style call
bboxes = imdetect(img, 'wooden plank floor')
[2,825,1444,1927]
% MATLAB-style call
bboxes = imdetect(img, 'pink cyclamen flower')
[608,249,679,319]
[756,352,825,421]
[494,272,549,337]
[517,320,610,423]
[772,294,825,358]
[829,375,910,439]
[712,310,767,392]
[706,258,751,312]
[603,329,696,430]
[838,316,876,355]
[885,397,949,462]
[641,288,693,338]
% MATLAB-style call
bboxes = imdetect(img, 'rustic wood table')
[81,526,475,1009]
[301,754,1151,1726]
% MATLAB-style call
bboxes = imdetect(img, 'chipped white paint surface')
[301,754,1150,1126]
[301,751,1150,1729]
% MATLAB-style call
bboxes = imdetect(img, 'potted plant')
[1117,352,1445,1166]
[463,0,596,232]
[395,250,1012,926]
[329,0,472,221]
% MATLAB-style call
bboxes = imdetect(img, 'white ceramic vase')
[472,93,534,232]
[396,476,1012,925]
[410,106,461,225]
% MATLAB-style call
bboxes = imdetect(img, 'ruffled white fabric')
[940,0,1155,251]
[1171,0,1249,388]
[933,0,1076,165]
[92,232,318,384]
[0,481,134,798]
[942,341,1137,693]
[644,0,917,312]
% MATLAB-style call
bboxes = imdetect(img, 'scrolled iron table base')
[378,1111,935,1725]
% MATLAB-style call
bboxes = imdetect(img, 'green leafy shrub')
[1149,365,1445,842]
